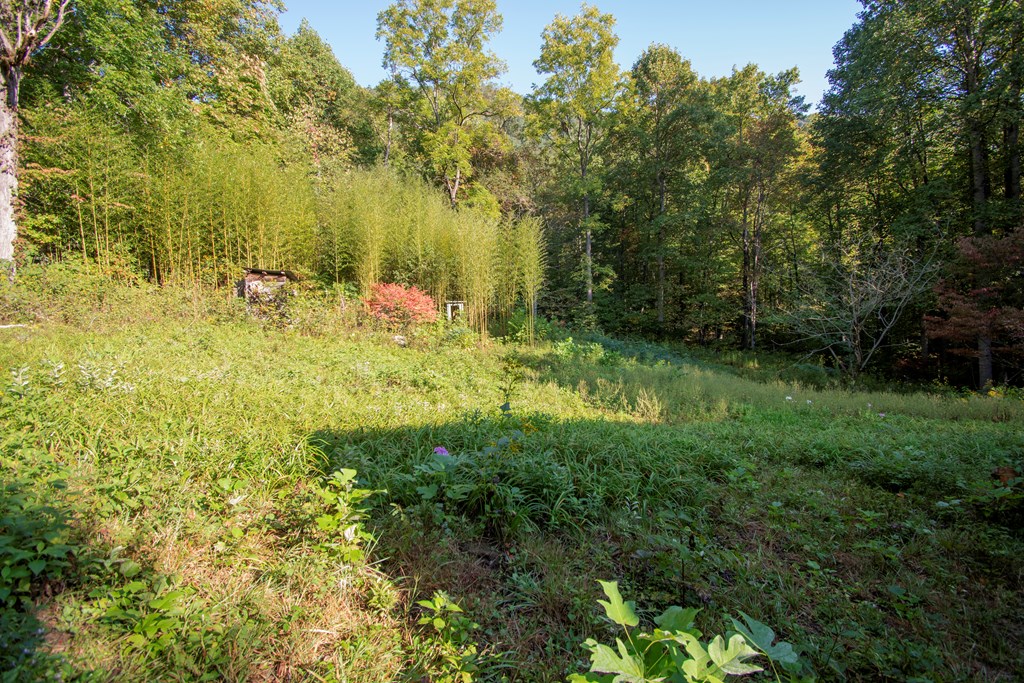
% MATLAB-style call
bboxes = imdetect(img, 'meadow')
[1,269,1022,682]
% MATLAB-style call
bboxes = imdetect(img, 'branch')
[39,0,71,51]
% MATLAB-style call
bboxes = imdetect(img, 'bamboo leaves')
[315,166,545,334]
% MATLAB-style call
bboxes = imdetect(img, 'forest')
[1,0,1021,386]
[1,1,1024,682]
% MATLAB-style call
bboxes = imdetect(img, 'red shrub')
[364,283,438,329]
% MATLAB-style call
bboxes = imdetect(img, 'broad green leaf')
[333,469,358,485]
[676,632,709,664]
[681,657,714,681]
[596,580,640,627]
[654,605,700,634]
[120,560,142,578]
[729,612,799,665]
[708,634,762,676]
[588,641,647,681]
[416,484,438,500]
[28,559,46,575]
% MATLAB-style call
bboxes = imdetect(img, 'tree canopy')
[9,0,1024,386]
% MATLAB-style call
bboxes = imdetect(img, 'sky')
[278,1,864,108]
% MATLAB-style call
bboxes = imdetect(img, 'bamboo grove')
[10,0,1024,385]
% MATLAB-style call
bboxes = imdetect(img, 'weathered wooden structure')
[236,268,299,299]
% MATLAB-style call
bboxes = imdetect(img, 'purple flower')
[434,446,449,455]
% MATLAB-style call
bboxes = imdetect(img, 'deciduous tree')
[529,3,621,304]
[0,0,71,265]
[928,228,1024,386]
[377,0,515,206]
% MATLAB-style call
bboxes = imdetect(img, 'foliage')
[376,0,516,205]
[928,227,1024,385]
[529,2,622,304]
[267,19,369,168]
[569,581,808,682]
[781,237,938,378]
[365,282,439,331]
[415,591,487,682]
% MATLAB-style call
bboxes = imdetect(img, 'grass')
[1,272,1022,681]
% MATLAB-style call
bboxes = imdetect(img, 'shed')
[237,268,299,299]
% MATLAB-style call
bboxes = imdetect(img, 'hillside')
[2,278,1022,681]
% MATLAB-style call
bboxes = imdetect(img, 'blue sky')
[279,1,863,107]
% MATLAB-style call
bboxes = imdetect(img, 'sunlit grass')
[1,282,1022,681]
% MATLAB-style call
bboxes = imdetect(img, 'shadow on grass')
[306,413,742,680]
[306,408,1024,682]
[0,478,82,680]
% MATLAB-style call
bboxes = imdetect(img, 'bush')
[364,283,438,331]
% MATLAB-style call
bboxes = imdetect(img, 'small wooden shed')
[236,268,299,299]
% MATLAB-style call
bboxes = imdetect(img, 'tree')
[268,19,369,169]
[928,228,1024,387]
[784,236,938,378]
[714,65,805,350]
[0,0,71,265]
[529,3,621,304]
[615,44,708,326]
[376,0,515,206]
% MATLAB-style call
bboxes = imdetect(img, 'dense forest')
[4,0,1024,387]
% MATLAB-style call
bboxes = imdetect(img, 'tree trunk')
[978,334,993,388]
[656,174,666,325]
[748,186,766,352]
[447,167,461,207]
[384,110,394,166]
[1005,119,1020,201]
[583,192,592,304]
[970,120,990,234]
[965,60,990,235]
[0,69,19,264]
[741,224,751,349]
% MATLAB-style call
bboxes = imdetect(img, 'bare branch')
[39,0,71,50]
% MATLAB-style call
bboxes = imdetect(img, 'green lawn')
[1,283,1022,682]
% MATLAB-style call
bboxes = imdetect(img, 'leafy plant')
[364,282,439,331]
[416,591,484,682]
[308,469,377,565]
[0,445,75,608]
[569,581,810,683]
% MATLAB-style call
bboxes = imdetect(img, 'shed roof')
[244,268,299,280]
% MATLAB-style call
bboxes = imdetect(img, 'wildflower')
[785,396,793,401]
[806,400,813,405]
[878,412,886,418]
[434,446,449,455]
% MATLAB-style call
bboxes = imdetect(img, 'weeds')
[0,278,1022,681]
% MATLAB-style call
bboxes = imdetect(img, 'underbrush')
[1,274,1022,681]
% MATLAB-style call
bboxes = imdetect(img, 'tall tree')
[529,3,621,304]
[715,65,805,350]
[928,228,1024,387]
[268,19,373,168]
[617,44,706,325]
[0,0,70,264]
[376,0,514,207]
